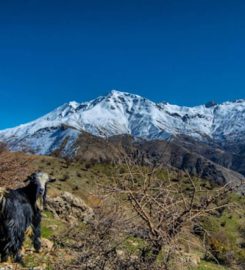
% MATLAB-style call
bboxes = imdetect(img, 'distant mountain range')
[0,90,245,184]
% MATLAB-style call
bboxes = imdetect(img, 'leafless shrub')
[0,150,36,188]
[104,160,243,268]
[51,159,243,270]
[53,203,151,270]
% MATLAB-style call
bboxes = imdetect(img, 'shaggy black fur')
[0,173,55,263]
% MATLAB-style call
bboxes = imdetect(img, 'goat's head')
[25,172,56,209]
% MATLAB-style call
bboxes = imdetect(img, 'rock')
[180,253,201,267]
[46,192,94,224]
[0,265,14,270]
[130,255,139,261]
[47,224,58,231]
[32,267,45,270]
[41,238,54,252]
[116,250,125,258]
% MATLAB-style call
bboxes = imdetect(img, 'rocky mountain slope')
[71,133,244,185]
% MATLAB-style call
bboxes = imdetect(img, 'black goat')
[0,172,55,263]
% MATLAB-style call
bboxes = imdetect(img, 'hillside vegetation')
[0,149,244,270]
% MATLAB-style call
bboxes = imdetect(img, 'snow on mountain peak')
[68,101,80,109]
[0,90,245,154]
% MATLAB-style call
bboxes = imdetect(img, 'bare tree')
[50,159,243,270]
[0,149,36,188]
[106,160,243,268]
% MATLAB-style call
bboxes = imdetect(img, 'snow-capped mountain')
[0,90,245,155]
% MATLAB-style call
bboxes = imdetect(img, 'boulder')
[41,238,54,252]
[46,192,94,224]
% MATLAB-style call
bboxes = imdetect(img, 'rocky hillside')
[0,149,244,270]
[71,133,244,185]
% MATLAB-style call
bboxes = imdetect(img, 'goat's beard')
[36,196,44,211]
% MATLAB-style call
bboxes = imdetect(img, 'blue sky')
[0,0,245,129]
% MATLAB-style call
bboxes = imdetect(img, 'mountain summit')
[0,90,245,155]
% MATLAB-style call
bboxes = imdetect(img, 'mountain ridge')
[1,90,245,151]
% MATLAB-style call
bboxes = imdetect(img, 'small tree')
[107,161,243,268]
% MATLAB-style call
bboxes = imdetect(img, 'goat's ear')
[24,173,36,183]
[49,178,56,183]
